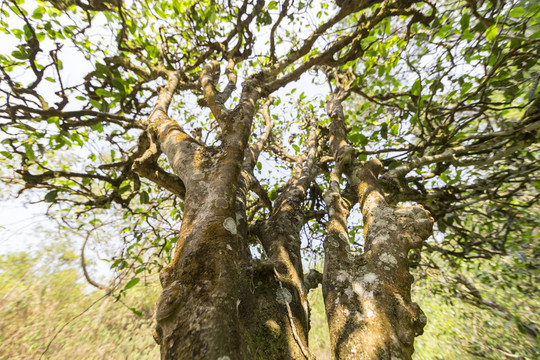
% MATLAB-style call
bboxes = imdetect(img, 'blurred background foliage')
[1,234,537,359]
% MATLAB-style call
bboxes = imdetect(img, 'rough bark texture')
[322,92,434,359]
[147,69,313,359]
[148,66,435,360]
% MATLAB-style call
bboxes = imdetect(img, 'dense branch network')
[0,0,538,357]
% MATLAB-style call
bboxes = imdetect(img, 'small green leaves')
[124,277,140,290]
[485,25,498,42]
[139,191,150,204]
[44,190,58,202]
[257,10,272,26]
[411,78,422,96]
[508,7,526,18]
[349,133,368,147]
[0,151,12,159]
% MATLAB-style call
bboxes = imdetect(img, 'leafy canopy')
[0,0,538,311]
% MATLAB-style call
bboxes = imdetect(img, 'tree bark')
[150,68,313,359]
[149,64,434,360]
[322,91,434,359]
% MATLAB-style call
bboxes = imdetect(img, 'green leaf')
[411,78,422,96]
[95,88,110,97]
[508,7,526,18]
[486,25,498,41]
[164,240,172,253]
[256,161,262,170]
[390,124,399,136]
[530,30,540,40]
[25,144,35,161]
[12,50,27,60]
[460,13,470,31]
[118,184,131,195]
[0,151,13,159]
[124,277,140,290]
[139,191,149,204]
[380,123,388,140]
[438,221,447,233]
[44,190,58,202]
[110,259,123,269]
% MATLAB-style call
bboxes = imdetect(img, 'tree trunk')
[323,159,433,359]
[150,71,312,359]
[322,92,434,359]
[149,66,434,359]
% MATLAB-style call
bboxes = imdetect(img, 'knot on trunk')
[304,269,323,292]
[156,281,185,322]
[392,294,427,355]
[154,281,185,344]
[395,205,434,249]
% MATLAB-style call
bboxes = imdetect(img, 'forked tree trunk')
[149,71,311,359]
[322,91,434,359]
[149,67,433,360]
[323,159,433,360]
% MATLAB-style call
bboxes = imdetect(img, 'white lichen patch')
[339,232,348,242]
[363,273,378,284]
[215,198,229,209]
[226,244,233,251]
[395,207,413,217]
[336,270,349,282]
[352,281,364,297]
[192,172,205,181]
[380,253,397,265]
[217,356,231,360]
[223,217,237,235]
[328,237,340,248]
[352,283,373,299]
[235,212,243,223]
[322,190,334,205]
[276,288,292,304]
[373,205,395,220]
[371,232,390,246]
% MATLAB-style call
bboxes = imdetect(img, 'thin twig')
[39,294,108,359]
